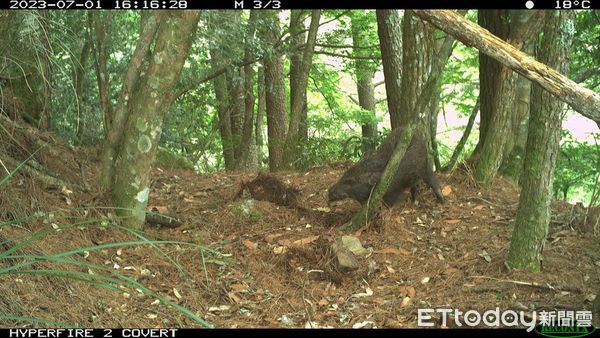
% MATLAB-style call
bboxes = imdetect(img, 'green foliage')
[3,9,597,180]
[554,130,600,204]
[570,11,600,88]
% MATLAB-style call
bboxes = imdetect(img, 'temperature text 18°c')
[555,0,592,8]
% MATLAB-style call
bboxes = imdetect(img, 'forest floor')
[0,125,599,328]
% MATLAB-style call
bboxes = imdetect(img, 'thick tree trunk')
[506,11,574,271]
[350,12,377,154]
[472,11,519,185]
[99,12,161,192]
[400,11,434,132]
[259,11,287,172]
[283,10,320,169]
[238,11,259,171]
[289,10,308,157]
[412,10,600,128]
[112,11,200,229]
[499,36,535,182]
[376,10,403,130]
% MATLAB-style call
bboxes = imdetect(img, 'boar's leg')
[422,167,445,203]
[410,183,418,203]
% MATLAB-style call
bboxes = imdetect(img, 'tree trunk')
[283,10,320,169]
[90,11,114,136]
[500,22,537,182]
[342,123,417,232]
[289,10,309,158]
[412,10,600,128]
[238,10,259,171]
[343,31,451,232]
[99,12,161,192]
[207,12,237,171]
[442,97,480,172]
[430,89,442,171]
[506,11,574,271]
[472,10,519,186]
[112,11,200,229]
[74,31,92,145]
[350,12,377,155]
[400,11,434,132]
[256,67,266,167]
[227,66,245,167]
[376,10,403,130]
[474,10,536,184]
[259,11,287,172]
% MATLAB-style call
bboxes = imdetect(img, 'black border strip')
[2,0,599,10]
[0,328,541,338]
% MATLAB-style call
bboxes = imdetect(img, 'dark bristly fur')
[328,128,445,206]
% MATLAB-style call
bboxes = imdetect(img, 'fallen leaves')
[442,185,452,196]
[375,247,412,256]
[243,240,258,250]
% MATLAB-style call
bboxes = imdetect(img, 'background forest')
[0,9,599,328]
[2,10,598,202]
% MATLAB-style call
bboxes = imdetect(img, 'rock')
[331,241,359,272]
[337,235,369,256]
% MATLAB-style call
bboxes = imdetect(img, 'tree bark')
[289,10,308,156]
[238,11,259,171]
[350,12,378,155]
[500,30,536,182]
[412,10,600,128]
[112,11,200,229]
[208,11,238,171]
[74,31,92,145]
[99,12,162,192]
[506,11,574,271]
[283,10,320,169]
[376,10,403,130]
[259,11,287,172]
[473,11,532,185]
[90,11,114,136]
[429,88,442,171]
[400,11,434,130]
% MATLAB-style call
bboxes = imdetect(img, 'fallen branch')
[467,275,582,293]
